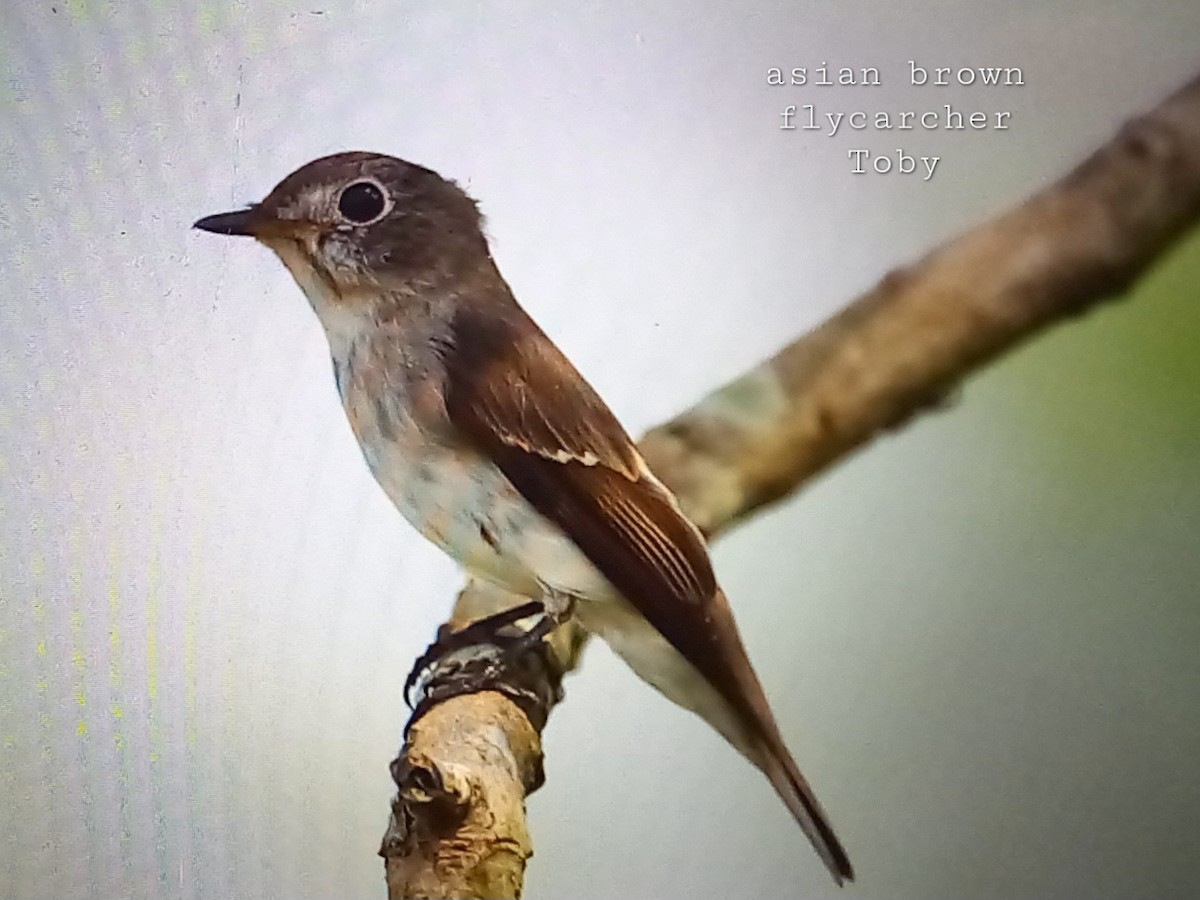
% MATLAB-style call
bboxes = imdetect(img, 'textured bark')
[380,692,541,900]
[382,72,1200,898]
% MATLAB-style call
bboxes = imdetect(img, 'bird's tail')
[756,733,855,885]
[578,591,854,884]
[708,590,855,885]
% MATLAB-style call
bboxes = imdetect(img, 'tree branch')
[381,71,1200,898]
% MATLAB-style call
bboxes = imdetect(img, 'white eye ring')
[336,177,390,225]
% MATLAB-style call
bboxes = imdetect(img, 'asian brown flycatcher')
[194,152,853,883]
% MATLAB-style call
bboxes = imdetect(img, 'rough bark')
[381,71,1200,899]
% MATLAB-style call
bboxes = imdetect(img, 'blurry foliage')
[984,228,1200,511]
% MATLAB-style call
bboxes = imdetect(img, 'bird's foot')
[403,599,543,708]
[402,598,571,734]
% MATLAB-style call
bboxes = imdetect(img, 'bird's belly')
[357,426,614,603]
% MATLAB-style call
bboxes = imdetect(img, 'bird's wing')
[440,301,734,685]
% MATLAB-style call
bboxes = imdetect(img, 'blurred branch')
[381,71,1200,898]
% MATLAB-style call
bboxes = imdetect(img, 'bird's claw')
[403,599,548,712]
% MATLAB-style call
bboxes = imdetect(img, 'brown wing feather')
[460,302,640,479]
[441,301,743,690]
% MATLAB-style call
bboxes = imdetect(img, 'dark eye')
[338,180,386,224]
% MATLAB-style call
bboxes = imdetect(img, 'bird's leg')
[501,586,577,657]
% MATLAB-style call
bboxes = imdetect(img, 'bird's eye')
[337,180,387,224]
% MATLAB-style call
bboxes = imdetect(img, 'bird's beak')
[193,205,265,237]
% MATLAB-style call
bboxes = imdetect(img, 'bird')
[194,151,853,883]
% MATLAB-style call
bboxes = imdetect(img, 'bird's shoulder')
[440,297,642,479]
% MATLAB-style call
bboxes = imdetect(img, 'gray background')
[2,2,1199,898]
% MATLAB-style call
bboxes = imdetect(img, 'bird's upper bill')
[193,204,303,239]
[193,206,259,236]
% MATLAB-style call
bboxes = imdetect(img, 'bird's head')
[194,151,490,303]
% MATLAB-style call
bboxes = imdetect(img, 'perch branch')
[382,71,1200,898]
